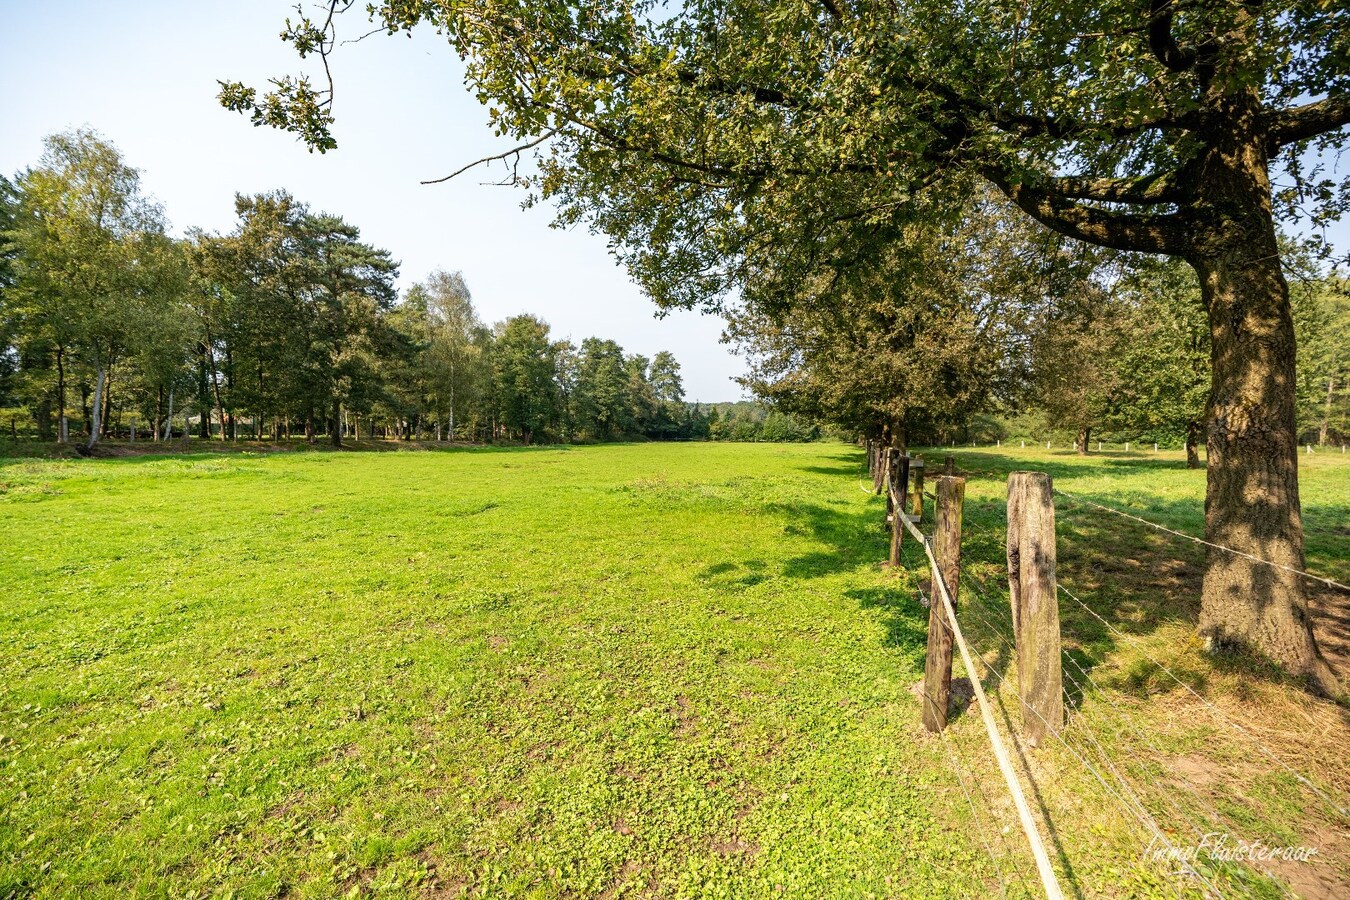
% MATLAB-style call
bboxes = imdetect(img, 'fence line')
[935,728,1017,900]
[953,574,1240,893]
[868,442,1343,895]
[1057,581,1348,819]
[918,567,1224,895]
[1052,487,1350,593]
[897,509,1066,900]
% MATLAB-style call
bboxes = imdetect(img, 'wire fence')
[871,443,1347,899]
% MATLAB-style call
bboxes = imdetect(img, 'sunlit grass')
[1,442,1344,897]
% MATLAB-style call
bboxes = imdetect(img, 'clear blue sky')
[0,0,749,402]
[3,3,1345,402]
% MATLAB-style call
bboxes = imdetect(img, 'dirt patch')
[673,695,696,736]
[1168,754,1219,789]
[598,860,642,900]
[709,835,761,856]
[1258,820,1348,900]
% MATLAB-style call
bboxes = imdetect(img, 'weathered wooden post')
[909,456,925,523]
[1006,472,1064,747]
[923,475,965,733]
[887,450,911,565]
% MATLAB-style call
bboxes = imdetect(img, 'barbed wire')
[899,509,1067,899]
[936,727,1017,900]
[1051,488,1349,593]
[934,582,1222,897]
[1057,581,1348,819]
[954,574,1252,894]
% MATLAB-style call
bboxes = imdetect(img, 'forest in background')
[0,130,825,449]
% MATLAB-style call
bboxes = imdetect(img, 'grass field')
[1,441,1347,898]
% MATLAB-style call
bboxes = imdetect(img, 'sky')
[3,3,1346,404]
[0,0,750,402]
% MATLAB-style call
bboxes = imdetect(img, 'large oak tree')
[223,0,1349,692]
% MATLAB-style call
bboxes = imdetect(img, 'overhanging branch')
[987,171,1191,255]
[1265,95,1350,151]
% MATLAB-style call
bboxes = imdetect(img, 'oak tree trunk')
[1185,420,1203,469]
[1075,427,1091,455]
[1189,104,1338,694]
[1195,247,1336,693]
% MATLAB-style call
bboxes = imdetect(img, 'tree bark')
[86,364,107,450]
[36,398,52,442]
[162,388,174,441]
[330,399,342,448]
[1195,246,1337,693]
[1185,420,1202,469]
[197,343,211,439]
[100,372,113,438]
[1320,378,1334,447]
[1075,426,1091,455]
[1189,112,1339,693]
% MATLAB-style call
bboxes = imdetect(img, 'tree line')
[0,130,818,449]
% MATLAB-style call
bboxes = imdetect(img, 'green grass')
[0,442,1345,898]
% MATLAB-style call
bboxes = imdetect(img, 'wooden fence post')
[923,475,965,733]
[887,450,910,565]
[1006,472,1064,747]
[910,456,925,523]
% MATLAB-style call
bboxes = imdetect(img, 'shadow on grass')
[801,447,1350,699]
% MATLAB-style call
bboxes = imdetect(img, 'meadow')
[1,441,1346,898]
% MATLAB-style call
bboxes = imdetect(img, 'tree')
[1291,276,1350,446]
[572,337,629,439]
[9,130,168,449]
[196,192,397,446]
[1104,257,1213,467]
[492,314,559,443]
[647,350,685,438]
[226,0,1350,692]
[420,269,483,440]
[729,195,1053,448]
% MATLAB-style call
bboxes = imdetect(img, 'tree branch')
[1040,171,1188,205]
[987,172,1191,255]
[1265,95,1350,150]
[421,130,559,185]
[1148,0,1197,72]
